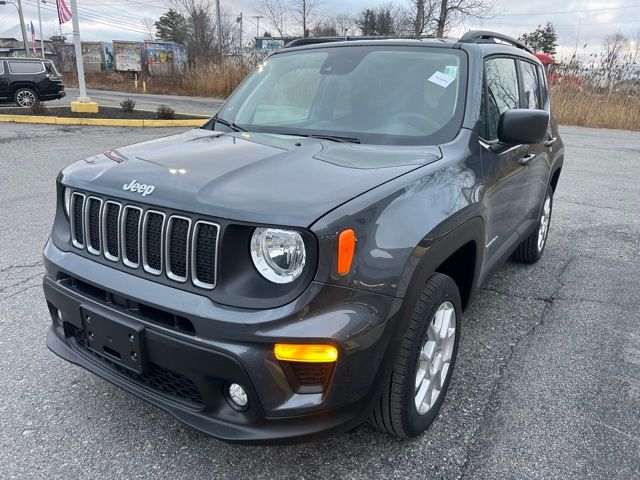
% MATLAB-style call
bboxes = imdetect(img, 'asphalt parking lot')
[1,123,639,479]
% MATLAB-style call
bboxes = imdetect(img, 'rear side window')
[482,58,519,140]
[8,61,44,74]
[520,61,541,109]
[536,65,549,107]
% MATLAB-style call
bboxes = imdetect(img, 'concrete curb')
[0,114,206,127]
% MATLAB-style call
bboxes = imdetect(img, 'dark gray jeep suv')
[43,31,564,444]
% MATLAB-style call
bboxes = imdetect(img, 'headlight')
[250,228,306,284]
[63,187,71,218]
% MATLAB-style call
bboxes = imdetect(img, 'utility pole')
[574,18,581,56]
[37,0,45,59]
[237,12,242,56]
[215,0,223,55]
[15,0,29,53]
[252,15,263,38]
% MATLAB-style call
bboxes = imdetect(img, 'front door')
[480,57,530,264]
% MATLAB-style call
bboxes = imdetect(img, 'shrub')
[155,104,175,120]
[120,98,136,111]
[30,100,47,115]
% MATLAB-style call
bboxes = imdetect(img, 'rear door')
[0,61,10,100]
[518,59,551,222]
[480,57,530,263]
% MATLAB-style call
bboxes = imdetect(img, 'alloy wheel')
[414,301,456,415]
[17,90,36,107]
[537,195,552,252]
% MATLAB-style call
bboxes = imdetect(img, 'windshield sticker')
[428,71,456,88]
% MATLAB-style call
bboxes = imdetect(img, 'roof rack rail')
[458,30,533,54]
[284,35,452,48]
[285,36,395,48]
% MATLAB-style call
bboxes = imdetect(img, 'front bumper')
[43,240,401,443]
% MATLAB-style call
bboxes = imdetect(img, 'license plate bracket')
[80,307,146,374]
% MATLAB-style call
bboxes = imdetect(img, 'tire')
[370,273,461,438]
[512,185,553,264]
[14,88,38,108]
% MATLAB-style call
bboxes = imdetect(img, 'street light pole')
[37,0,45,59]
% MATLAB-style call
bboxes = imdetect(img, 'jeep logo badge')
[123,180,155,197]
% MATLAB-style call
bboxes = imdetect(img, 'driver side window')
[482,58,519,140]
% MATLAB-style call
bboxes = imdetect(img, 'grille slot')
[70,192,85,248]
[166,216,191,282]
[103,201,121,261]
[85,197,102,255]
[142,211,165,275]
[68,191,219,290]
[192,221,219,289]
[122,206,142,268]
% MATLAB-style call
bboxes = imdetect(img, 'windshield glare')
[217,46,466,145]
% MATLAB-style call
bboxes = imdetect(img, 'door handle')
[519,153,536,166]
[544,136,557,147]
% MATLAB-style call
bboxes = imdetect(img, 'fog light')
[227,383,248,410]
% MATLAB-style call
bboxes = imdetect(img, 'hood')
[61,129,442,227]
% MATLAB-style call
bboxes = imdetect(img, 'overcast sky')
[1,0,638,57]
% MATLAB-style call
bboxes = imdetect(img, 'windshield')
[215,45,467,145]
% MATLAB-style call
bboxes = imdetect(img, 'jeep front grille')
[70,193,219,289]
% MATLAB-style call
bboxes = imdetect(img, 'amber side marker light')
[274,344,338,363]
[337,229,356,276]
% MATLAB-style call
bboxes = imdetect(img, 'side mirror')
[498,109,549,145]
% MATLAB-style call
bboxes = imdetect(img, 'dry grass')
[551,88,640,131]
[63,56,640,131]
[64,58,255,99]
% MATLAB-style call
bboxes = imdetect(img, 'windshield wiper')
[276,132,361,144]
[214,116,246,132]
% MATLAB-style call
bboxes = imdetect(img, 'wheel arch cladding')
[550,166,562,193]
[397,216,484,310]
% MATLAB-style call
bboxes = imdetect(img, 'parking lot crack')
[458,255,577,479]
[0,260,43,273]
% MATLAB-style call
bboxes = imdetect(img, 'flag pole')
[37,0,45,59]
[15,0,29,54]
[69,0,90,104]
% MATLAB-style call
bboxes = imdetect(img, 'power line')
[22,0,151,35]
[501,4,640,16]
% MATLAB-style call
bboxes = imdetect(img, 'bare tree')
[292,0,325,37]
[171,0,216,59]
[257,0,289,38]
[143,17,156,40]
[333,14,356,36]
[602,32,628,91]
[406,0,437,37]
[433,0,496,37]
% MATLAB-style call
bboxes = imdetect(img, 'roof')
[280,31,541,64]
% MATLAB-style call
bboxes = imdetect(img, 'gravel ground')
[0,124,639,479]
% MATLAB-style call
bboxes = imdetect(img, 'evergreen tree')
[154,9,188,45]
[518,22,559,55]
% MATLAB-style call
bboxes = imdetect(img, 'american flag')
[57,0,72,25]
[30,21,36,54]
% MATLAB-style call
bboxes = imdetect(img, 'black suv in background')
[0,57,65,107]
[43,31,564,443]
